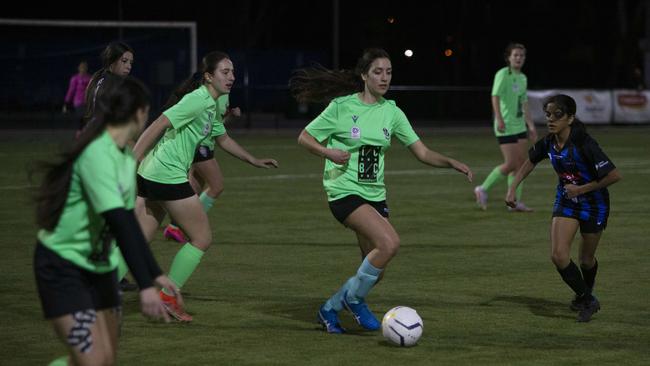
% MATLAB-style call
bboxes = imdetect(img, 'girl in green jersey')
[163,97,278,243]
[34,77,180,366]
[474,42,537,211]
[290,48,473,333]
[133,51,276,322]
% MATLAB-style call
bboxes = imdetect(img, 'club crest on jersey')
[351,115,359,123]
[351,126,361,139]
[383,128,390,140]
[512,83,520,92]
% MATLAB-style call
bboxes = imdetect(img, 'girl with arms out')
[290,48,473,333]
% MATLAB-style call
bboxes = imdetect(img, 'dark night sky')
[2,0,647,88]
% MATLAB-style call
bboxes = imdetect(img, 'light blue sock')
[323,277,355,312]
[323,258,384,311]
[346,257,382,304]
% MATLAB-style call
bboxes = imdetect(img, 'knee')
[189,230,212,251]
[550,251,569,268]
[501,163,516,174]
[379,235,400,258]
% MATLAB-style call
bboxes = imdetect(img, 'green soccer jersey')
[491,66,528,136]
[37,131,136,273]
[305,94,420,202]
[138,85,217,183]
[199,94,229,150]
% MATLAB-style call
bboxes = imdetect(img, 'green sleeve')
[305,101,338,142]
[77,146,125,214]
[392,106,420,146]
[491,69,506,97]
[163,92,206,129]
[211,122,227,138]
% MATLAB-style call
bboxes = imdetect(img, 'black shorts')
[34,242,120,319]
[193,145,214,163]
[328,194,389,224]
[137,175,195,201]
[497,131,528,144]
[551,212,608,234]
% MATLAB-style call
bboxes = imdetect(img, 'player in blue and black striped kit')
[506,94,621,322]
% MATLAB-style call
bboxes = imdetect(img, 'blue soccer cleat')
[341,291,381,331]
[318,305,345,334]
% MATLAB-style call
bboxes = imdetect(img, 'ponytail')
[36,77,150,230]
[289,48,391,104]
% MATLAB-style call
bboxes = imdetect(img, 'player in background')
[290,48,473,333]
[475,43,537,211]
[131,51,277,322]
[63,60,91,128]
[34,77,180,366]
[506,94,621,322]
[162,98,265,244]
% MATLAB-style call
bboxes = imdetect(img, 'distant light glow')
[444,49,453,57]
[387,17,395,24]
[404,49,414,57]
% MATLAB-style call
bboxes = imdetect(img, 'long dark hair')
[36,77,150,230]
[542,94,588,143]
[289,48,391,104]
[162,51,230,111]
[84,42,135,120]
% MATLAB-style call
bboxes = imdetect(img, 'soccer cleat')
[570,295,586,311]
[341,291,381,331]
[474,186,488,210]
[160,291,193,322]
[318,306,345,334]
[507,202,534,212]
[577,296,600,322]
[163,225,188,243]
[119,278,138,292]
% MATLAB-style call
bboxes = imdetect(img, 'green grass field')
[1,127,649,365]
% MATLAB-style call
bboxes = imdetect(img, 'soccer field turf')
[1,127,648,365]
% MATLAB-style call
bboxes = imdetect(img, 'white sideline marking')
[3,161,647,190]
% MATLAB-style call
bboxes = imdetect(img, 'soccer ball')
[381,306,423,347]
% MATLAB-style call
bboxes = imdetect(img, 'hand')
[450,159,473,182]
[325,149,350,165]
[252,158,279,168]
[497,120,506,133]
[138,287,170,322]
[505,188,517,208]
[563,184,582,199]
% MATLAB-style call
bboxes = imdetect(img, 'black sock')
[557,260,588,298]
[581,260,598,293]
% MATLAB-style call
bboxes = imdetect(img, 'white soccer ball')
[381,306,423,347]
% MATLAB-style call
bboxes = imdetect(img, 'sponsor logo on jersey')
[352,115,359,123]
[383,128,390,140]
[596,160,609,169]
[351,126,361,139]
